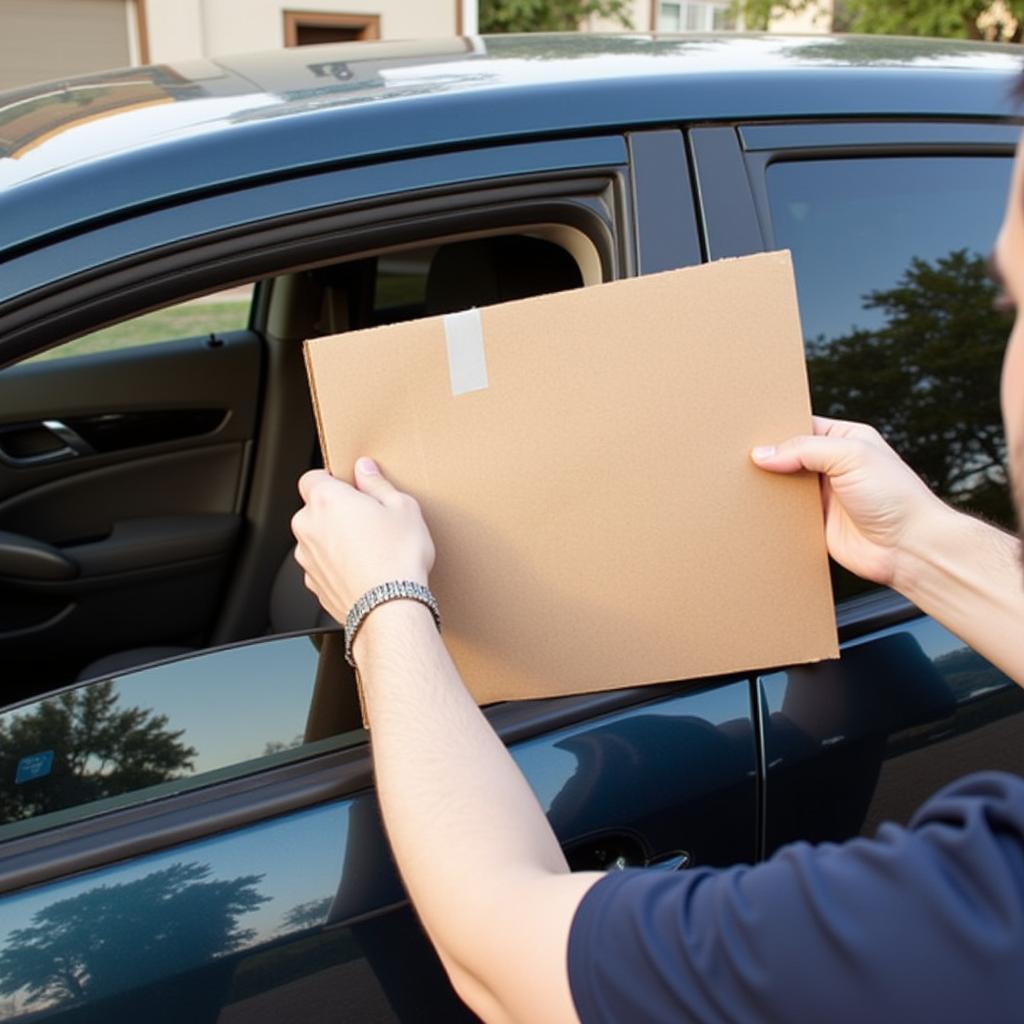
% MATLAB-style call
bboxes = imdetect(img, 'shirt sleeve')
[567,771,1024,1024]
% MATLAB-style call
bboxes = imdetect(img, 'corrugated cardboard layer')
[305,251,838,704]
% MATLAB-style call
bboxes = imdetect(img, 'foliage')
[0,680,196,823]
[279,896,332,932]
[479,0,632,33]
[0,862,268,1006]
[806,249,1012,525]
[737,0,1024,39]
[844,0,1023,39]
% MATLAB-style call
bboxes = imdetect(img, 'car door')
[0,132,761,1021]
[690,120,1024,856]
[0,631,758,1023]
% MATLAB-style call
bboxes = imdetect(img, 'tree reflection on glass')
[808,248,1013,527]
[0,862,268,1009]
[279,896,332,932]
[0,680,196,823]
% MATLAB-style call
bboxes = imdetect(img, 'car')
[0,31,1023,1022]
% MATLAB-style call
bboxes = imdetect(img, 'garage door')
[0,0,131,92]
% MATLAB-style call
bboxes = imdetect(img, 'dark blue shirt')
[568,772,1024,1024]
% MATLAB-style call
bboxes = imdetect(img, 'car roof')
[1,33,1021,257]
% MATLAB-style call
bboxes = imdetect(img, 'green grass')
[30,301,252,363]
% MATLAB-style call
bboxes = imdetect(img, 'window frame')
[282,9,381,46]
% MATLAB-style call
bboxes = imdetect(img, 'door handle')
[647,850,691,871]
[0,419,94,466]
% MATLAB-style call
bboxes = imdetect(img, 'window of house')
[27,283,254,364]
[766,155,1013,599]
[283,10,380,46]
[658,1,734,31]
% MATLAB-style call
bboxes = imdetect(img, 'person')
[289,141,1024,1023]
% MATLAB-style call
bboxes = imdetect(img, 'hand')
[291,457,435,622]
[751,416,952,591]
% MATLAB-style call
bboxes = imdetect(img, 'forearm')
[354,601,570,984]
[894,506,1024,686]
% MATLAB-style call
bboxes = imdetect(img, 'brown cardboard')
[304,251,839,705]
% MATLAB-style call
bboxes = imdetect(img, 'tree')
[0,680,196,823]
[0,862,268,1007]
[479,0,632,33]
[806,248,1013,526]
[844,0,1023,39]
[738,0,1024,39]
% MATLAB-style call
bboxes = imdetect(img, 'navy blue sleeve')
[568,771,1024,1024]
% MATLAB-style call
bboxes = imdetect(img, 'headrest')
[424,236,583,316]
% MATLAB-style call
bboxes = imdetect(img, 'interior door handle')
[0,419,94,466]
[41,419,94,456]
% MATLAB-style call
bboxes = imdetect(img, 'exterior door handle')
[647,850,692,871]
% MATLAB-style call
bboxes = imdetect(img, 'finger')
[751,434,865,477]
[812,416,881,443]
[298,469,334,504]
[354,456,403,507]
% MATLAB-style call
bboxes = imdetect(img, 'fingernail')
[751,445,776,461]
[356,457,379,475]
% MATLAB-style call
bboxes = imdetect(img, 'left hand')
[291,457,435,622]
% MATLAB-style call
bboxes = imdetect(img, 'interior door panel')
[0,332,262,696]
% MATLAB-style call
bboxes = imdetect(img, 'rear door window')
[766,156,1013,598]
[0,631,361,842]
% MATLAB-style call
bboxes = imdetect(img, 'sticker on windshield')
[15,751,54,784]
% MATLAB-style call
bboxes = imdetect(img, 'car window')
[372,247,435,323]
[766,155,1013,600]
[0,630,363,842]
[27,284,255,364]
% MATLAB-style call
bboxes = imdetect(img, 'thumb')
[751,434,865,478]
[354,456,401,505]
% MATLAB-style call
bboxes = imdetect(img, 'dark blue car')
[0,32,1022,1022]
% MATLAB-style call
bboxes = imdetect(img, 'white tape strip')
[443,307,489,396]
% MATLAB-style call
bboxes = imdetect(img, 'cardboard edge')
[303,339,335,474]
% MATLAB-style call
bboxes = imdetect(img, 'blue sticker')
[15,751,54,784]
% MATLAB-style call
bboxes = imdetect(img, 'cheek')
[1002,320,1024,457]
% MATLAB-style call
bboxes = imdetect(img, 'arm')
[292,459,600,1024]
[752,417,1024,685]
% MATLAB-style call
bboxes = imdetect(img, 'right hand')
[751,416,952,590]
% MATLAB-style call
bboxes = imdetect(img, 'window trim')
[282,10,381,46]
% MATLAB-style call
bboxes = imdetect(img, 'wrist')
[351,597,438,666]
[890,501,974,601]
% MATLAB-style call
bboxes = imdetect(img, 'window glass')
[659,2,682,30]
[0,630,363,842]
[29,283,254,363]
[373,248,434,321]
[767,156,1013,600]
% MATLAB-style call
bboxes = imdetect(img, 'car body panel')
[0,135,627,307]
[761,615,1024,854]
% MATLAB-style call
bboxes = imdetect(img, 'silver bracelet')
[344,580,441,667]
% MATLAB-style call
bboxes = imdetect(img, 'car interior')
[0,227,596,706]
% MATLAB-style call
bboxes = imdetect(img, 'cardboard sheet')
[304,251,838,705]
